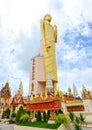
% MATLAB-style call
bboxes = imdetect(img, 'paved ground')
[0,123,92,130]
[0,124,14,130]
[82,126,92,130]
[14,124,92,130]
[0,124,54,130]
[58,124,92,130]
[14,125,54,130]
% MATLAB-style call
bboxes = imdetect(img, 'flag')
[49,92,54,97]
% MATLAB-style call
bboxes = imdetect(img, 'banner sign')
[26,100,61,111]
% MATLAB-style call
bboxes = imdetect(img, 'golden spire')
[45,89,48,99]
[68,87,72,96]
[57,88,63,97]
[40,92,43,99]
[54,88,57,96]
[30,94,33,101]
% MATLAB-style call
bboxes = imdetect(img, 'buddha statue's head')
[44,14,52,22]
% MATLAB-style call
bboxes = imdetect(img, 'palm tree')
[68,112,85,130]
[79,113,85,126]
[75,116,82,130]
[69,112,75,123]
[75,123,82,130]
[55,114,71,130]
[75,116,80,124]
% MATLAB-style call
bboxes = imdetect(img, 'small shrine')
[10,82,24,113]
[81,85,92,112]
[1,82,11,100]
[0,82,11,118]
[82,85,92,99]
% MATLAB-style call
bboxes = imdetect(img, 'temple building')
[0,81,91,121]
[1,14,92,123]
[26,14,85,119]
[10,82,24,113]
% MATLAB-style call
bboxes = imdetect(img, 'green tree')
[36,111,42,122]
[75,116,80,124]
[11,113,16,122]
[11,113,16,118]
[27,111,30,116]
[68,112,85,130]
[4,108,10,118]
[43,111,47,122]
[79,113,85,126]
[16,106,25,123]
[57,109,63,115]
[75,113,85,130]
[19,113,29,123]
[75,123,82,130]
[55,114,71,129]
[75,116,82,130]
[47,110,50,120]
[69,112,75,123]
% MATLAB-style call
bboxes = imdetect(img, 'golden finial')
[30,94,33,101]
[54,89,57,96]
[58,89,62,97]
[68,87,73,96]
[40,92,43,99]
[45,89,48,99]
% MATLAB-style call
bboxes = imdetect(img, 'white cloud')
[0,0,50,39]
[62,46,86,63]
[57,67,92,95]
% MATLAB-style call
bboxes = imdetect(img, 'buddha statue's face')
[44,14,52,22]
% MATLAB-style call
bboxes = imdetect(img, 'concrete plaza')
[0,123,92,130]
[0,124,14,130]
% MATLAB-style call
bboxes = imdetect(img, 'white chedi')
[73,83,78,97]
[18,81,23,95]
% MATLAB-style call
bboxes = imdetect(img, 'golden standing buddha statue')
[40,14,58,92]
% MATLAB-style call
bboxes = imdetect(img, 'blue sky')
[0,0,92,96]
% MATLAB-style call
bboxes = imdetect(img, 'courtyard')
[0,124,14,130]
[0,123,92,130]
